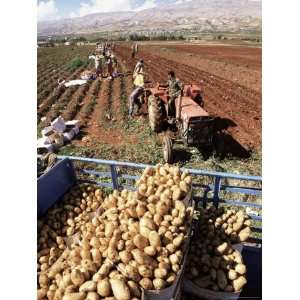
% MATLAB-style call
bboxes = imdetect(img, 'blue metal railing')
[56,155,262,222]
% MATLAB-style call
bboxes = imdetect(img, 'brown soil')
[75,78,137,146]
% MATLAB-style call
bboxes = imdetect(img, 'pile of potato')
[185,206,251,293]
[37,184,104,274]
[196,206,252,244]
[37,164,194,300]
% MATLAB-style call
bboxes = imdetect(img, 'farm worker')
[166,70,183,117]
[134,73,144,88]
[129,85,144,117]
[131,43,136,59]
[95,54,101,76]
[111,54,118,75]
[133,59,144,79]
[135,43,139,54]
[106,55,113,78]
[99,52,107,77]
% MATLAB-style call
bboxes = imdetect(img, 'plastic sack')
[51,116,66,133]
[183,244,244,300]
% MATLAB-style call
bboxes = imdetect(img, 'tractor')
[145,83,223,163]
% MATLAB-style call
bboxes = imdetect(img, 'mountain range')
[38,0,261,36]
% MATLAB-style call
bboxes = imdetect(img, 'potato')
[97,278,111,297]
[119,250,132,264]
[232,222,244,232]
[71,269,85,286]
[80,249,91,260]
[233,251,243,264]
[155,201,169,216]
[238,227,251,242]
[116,239,125,251]
[85,292,99,300]
[166,243,176,254]
[144,245,156,256]
[47,289,55,300]
[138,265,153,278]
[153,278,166,290]
[166,272,176,284]
[62,293,86,300]
[172,264,180,273]
[98,261,114,277]
[228,269,238,280]
[158,261,170,271]
[136,202,147,217]
[37,288,47,300]
[235,264,247,275]
[154,268,168,279]
[39,273,49,287]
[132,249,151,265]
[79,281,97,292]
[110,279,130,300]
[125,265,140,282]
[139,278,153,290]
[217,269,227,290]
[140,226,151,238]
[169,253,179,265]
[173,234,184,248]
[91,249,102,264]
[133,234,149,250]
[148,231,161,248]
[105,223,115,238]
[158,226,167,236]
[215,242,229,255]
[60,274,72,289]
[140,217,156,230]
[244,219,251,227]
[232,276,247,292]
[65,285,77,294]
[107,247,118,262]
[127,281,141,297]
[172,188,182,201]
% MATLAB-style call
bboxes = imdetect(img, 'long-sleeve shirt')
[133,62,144,76]
[167,77,183,98]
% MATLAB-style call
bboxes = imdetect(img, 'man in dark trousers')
[128,84,144,117]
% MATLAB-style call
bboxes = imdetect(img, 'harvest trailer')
[38,157,262,299]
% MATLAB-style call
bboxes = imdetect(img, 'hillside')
[38,0,261,36]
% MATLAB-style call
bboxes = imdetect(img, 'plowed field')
[115,43,261,151]
[37,43,261,174]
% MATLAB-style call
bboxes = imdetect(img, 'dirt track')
[115,43,261,150]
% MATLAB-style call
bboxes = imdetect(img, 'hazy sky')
[37,0,260,22]
[37,0,195,21]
